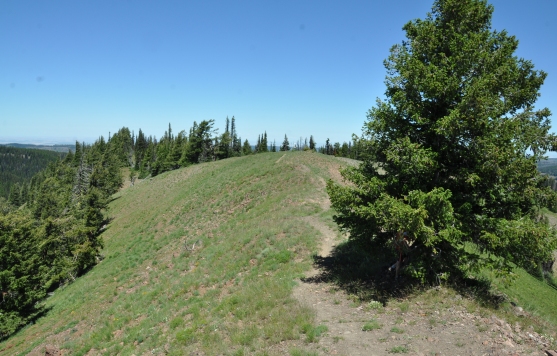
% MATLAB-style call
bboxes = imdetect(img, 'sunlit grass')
[0,152,348,355]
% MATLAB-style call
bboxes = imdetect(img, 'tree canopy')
[327,0,557,283]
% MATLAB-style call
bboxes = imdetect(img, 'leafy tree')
[280,135,290,151]
[327,0,557,283]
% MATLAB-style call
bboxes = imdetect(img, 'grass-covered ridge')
[0,151,347,355]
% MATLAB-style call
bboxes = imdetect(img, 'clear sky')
[1,0,556,150]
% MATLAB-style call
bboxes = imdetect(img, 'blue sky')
[1,0,556,150]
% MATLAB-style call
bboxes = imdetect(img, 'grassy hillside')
[1,151,556,355]
[0,151,348,356]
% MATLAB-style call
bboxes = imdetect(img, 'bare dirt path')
[292,215,552,356]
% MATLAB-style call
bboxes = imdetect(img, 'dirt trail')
[292,214,552,356]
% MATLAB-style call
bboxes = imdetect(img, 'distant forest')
[3,143,74,152]
[537,158,557,176]
[0,146,65,199]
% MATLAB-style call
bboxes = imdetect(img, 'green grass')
[2,151,557,354]
[390,326,404,334]
[0,152,348,355]
[388,345,409,353]
[488,267,557,330]
[362,320,382,331]
[301,324,328,343]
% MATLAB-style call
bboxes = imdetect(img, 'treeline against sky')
[100,116,363,181]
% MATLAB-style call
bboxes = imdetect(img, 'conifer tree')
[255,135,261,153]
[327,0,557,283]
[325,139,331,155]
[262,132,269,152]
[242,139,252,155]
[280,134,290,151]
[309,135,315,150]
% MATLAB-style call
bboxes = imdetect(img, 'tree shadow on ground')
[303,238,505,308]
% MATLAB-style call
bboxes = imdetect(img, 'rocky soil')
[291,215,556,356]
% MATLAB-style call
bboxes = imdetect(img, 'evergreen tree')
[134,129,148,171]
[333,142,340,156]
[0,210,46,338]
[255,135,261,153]
[280,135,290,151]
[217,118,232,160]
[261,132,269,152]
[309,135,316,150]
[185,120,215,164]
[230,116,241,155]
[242,139,252,155]
[327,0,557,283]
[7,182,22,207]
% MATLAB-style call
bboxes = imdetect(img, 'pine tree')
[280,135,290,151]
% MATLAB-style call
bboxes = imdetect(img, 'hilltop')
[1,152,556,355]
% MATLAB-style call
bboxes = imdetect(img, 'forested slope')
[0,146,64,199]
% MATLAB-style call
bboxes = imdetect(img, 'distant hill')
[0,145,65,199]
[538,158,557,176]
[3,143,74,153]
